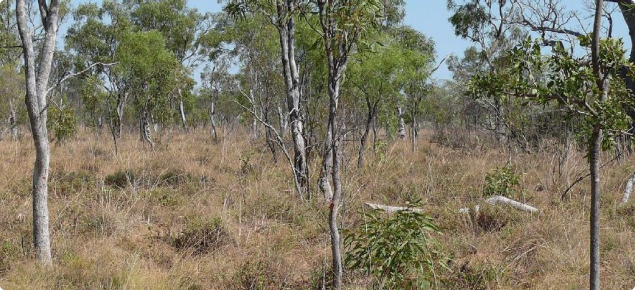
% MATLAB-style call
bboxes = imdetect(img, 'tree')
[313,0,383,287]
[15,0,62,265]
[66,0,134,153]
[127,0,207,130]
[225,0,310,197]
[469,1,634,288]
[116,30,179,148]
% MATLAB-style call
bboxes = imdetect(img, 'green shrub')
[48,105,78,144]
[104,169,136,188]
[159,169,194,186]
[482,165,522,198]
[344,202,443,289]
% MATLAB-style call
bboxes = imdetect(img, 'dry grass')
[0,128,634,289]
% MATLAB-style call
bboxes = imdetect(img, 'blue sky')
[66,0,633,81]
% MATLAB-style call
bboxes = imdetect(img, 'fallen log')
[484,195,539,213]
[364,203,424,213]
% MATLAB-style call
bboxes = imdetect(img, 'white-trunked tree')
[15,0,61,265]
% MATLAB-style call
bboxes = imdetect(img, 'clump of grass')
[158,169,194,187]
[171,216,232,255]
[442,260,504,290]
[104,169,136,188]
[473,205,519,233]
[51,170,96,196]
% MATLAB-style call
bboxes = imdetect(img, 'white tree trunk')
[622,172,635,204]
[397,106,406,139]
[15,0,60,266]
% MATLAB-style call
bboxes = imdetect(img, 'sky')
[64,0,634,81]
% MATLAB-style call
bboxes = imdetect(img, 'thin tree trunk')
[397,106,406,139]
[209,101,218,140]
[590,1,606,288]
[276,0,309,196]
[15,0,60,266]
[358,101,377,168]
[589,127,602,290]
[178,88,188,131]
[9,99,18,140]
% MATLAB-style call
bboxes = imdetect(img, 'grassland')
[0,129,634,289]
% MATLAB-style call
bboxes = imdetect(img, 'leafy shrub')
[482,165,521,198]
[48,105,78,144]
[345,202,443,289]
[104,169,136,188]
[159,169,194,186]
[172,217,231,255]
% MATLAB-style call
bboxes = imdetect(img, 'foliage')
[469,37,635,152]
[48,105,78,144]
[344,202,443,289]
[104,169,136,188]
[482,165,522,198]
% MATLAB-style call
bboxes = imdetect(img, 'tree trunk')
[15,0,60,266]
[277,105,287,137]
[621,171,635,204]
[326,74,343,289]
[276,0,309,196]
[397,106,406,139]
[319,125,334,200]
[116,93,126,139]
[178,88,188,131]
[589,1,608,288]
[589,126,602,290]
[209,101,218,140]
[9,100,18,140]
[358,101,377,168]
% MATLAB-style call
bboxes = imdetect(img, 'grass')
[0,128,634,289]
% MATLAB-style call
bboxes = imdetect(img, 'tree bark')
[358,99,378,168]
[589,126,602,290]
[15,0,60,266]
[9,99,18,140]
[178,94,187,131]
[397,106,406,139]
[621,171,635,204]
[209,101,218,140]
[590,1,606,288]
[276,0,309,196]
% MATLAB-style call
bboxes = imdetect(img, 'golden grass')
[0,128,634,289]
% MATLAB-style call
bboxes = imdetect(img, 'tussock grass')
[0,128,634,289]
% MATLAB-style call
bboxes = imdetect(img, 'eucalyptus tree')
[126,0,207,130]
[201,59,233,141]
[448,0,527,143]
[348,28,434,166]
[393,26,436,151]
[66,0,134,153]
[14,0,63,265]
[469,2,634,288]
[311,0,384,287]
[115,30,179,148]
[225,0,311,197]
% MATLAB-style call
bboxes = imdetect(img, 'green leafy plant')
[482,165,521,198]
[344,201,443,289]
[48,105,78,144]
